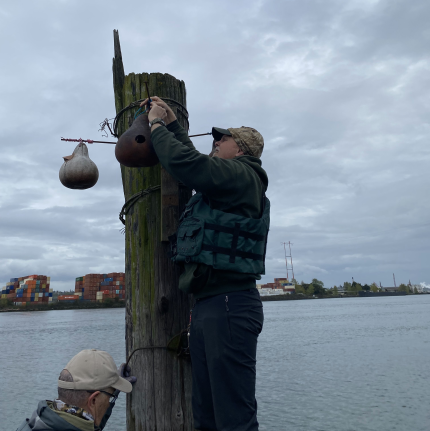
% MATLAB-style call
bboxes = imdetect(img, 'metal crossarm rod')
[61,137,116,144]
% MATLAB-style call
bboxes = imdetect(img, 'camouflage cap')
[228,127,264,158]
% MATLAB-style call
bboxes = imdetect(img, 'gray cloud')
[1,0,429,290]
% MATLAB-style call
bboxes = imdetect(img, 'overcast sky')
[1,0,429,291]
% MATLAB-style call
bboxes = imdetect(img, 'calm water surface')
[1,296,429,431]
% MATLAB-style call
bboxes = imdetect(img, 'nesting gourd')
[59,142,99,189]
[115,113,159,168]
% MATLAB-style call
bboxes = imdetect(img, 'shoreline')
[0,301,125,313]
[0,294,315,312]
[1,292,424,312]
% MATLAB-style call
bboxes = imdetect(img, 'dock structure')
[112,30,193,430]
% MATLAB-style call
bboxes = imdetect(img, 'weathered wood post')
[112,30,193,430]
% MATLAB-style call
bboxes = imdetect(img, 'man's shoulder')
[19,400,90,431]
[232,156,268,190]
[17,401,53,431]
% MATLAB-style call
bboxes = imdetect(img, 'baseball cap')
[211,126,264,158]
[57,349,132,393]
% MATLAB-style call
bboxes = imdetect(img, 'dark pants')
[190,288,264,431]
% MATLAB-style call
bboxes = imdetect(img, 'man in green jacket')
[144,97,268,431]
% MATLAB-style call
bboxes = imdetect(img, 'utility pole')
[281,241,294,281]
[112,30,193,431]
[393,273,397,288]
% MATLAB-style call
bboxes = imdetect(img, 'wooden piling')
[112,29,193,431]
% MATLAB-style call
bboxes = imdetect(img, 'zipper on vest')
[225,295,229,311]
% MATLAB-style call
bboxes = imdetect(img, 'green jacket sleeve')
[166,120,196,150]
[151,122,245,200]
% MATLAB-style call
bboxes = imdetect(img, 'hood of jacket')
[21,400,93,431]
[235,155,269,191]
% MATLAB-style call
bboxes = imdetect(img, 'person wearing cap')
[141,97,269,431]
[16,349,136,431]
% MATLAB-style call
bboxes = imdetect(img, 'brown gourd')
[115,113,159,167]
[59,142,99,189]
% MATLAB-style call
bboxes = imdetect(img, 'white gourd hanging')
[59,142,99,189]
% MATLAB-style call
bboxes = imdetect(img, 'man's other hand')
[141,96,176,125]
[119,363,137,384]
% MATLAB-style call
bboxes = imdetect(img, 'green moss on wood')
[113,32,192,430]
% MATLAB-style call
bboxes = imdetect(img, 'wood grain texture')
[112,30,193,431]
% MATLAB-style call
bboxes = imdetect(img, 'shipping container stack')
[261,278,296,293]
[1,275,52,306]
[72,272,125,303]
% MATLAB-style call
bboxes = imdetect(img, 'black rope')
[125,329,190,369]
[124,346,171,369]
[119,182,189,228]
[112,97,189,138]
[119,185,161,225]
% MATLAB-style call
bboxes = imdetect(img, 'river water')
[1,295,429,431]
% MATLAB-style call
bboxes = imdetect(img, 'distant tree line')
[293,279,419,297]
[294,278,326,296]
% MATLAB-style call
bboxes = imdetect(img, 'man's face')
[212,135,243,159]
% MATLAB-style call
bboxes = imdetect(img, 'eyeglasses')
[88,390,119,404]
[100,390,118,403]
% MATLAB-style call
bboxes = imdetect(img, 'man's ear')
[236,149,244,156]
[87,391,99,408]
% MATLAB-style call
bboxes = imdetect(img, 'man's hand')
[119,363,137,384]
[140,96,176,125]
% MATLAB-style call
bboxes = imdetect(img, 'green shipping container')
[76,277,83,282]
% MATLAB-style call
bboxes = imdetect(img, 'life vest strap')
[201,244,265,261]
[204,223,265,242]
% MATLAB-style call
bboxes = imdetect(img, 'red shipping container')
[58,295,76,301]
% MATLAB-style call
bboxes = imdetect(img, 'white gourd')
[59,143,99,189]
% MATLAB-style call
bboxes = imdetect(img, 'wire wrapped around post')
[112,97,189,138]
[119,185,161,225]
